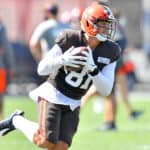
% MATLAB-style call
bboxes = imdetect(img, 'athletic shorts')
[0,69,7,94]
[38,97,80,146]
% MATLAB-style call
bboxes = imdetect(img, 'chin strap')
[96,34,107,42]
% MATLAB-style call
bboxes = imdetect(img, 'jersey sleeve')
[110,42,121,63]
[55,29,78,53]
[55,30,69,52]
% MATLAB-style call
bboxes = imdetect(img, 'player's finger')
[81,51,89,57]
[71,60,87,66]
[67,63,80,68]
[70,55,87,61]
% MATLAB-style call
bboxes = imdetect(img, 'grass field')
[1,95,150,150]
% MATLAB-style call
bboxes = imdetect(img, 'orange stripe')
[38,98,42,128]
[39,98,47,137]
[42,100,46,129]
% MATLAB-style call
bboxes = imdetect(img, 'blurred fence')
[0,0,92,43]
[0,0,143,46]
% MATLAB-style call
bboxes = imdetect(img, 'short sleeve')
[55,30,71,53]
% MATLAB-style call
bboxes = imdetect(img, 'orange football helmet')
[81,2,116,41]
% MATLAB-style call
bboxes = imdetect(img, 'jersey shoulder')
[106,40,121,62]
[55,29,82,52]
[55,29,79,42]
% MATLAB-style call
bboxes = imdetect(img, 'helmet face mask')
[95,19,116,41]
[81,2,116,41]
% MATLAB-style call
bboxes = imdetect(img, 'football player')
[0,2,120,150]
[30,2,70,62]
[81,7,143,131]
[0,19,14,120]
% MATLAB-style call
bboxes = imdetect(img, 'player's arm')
[37,44,63,76]
[37,44,87,76]
[29,23,46,62]
[90,62,116,97]
[83,48,117,97]
[29,39,42,62]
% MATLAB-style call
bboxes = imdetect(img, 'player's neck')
[84,34,100,49]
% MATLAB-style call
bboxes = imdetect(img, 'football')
[66,46,88,72]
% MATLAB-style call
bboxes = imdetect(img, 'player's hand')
[83,47,98,74]
[61,46,87,68]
